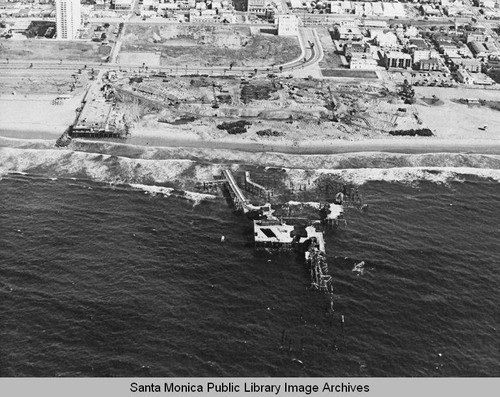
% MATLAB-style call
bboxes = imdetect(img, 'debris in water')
[352,261,365,275]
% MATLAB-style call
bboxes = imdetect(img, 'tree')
[400,79,415,104]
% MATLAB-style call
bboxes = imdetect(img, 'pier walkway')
[222,169,252,213]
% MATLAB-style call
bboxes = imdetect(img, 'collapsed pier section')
[218,169,343,292]
[253,206,335,292]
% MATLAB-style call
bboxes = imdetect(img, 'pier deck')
[222,169,252,213]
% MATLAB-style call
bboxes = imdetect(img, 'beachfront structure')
[56,0,81,40]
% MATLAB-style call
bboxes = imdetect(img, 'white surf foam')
[286,200,322,209]
[129,183,216,205]
[315,167,500,185]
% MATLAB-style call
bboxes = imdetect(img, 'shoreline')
[3,131,500,157]
[125,135,500,156]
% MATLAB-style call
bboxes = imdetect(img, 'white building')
[277,14,299,36]
[56,0,81,40]
[350,54,378,69]
[456,68,473,84]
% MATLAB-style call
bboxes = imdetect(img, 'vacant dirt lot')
[120,24,301,67]
[0,69,90,95]
[0,39,111,62]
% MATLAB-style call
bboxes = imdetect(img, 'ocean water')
[0,151,499,377]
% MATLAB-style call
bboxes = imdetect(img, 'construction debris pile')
[111,74,426,139]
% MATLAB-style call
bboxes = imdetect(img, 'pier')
[222,169,252,213]
[244,171,273,201]
[218,169,340,293]
[70,70,128,139]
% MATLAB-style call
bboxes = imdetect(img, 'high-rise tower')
[56,0,81,40]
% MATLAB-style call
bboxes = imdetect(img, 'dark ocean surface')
[1,173,499,377]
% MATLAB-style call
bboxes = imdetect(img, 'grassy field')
[120,24,301,67]
[0,39,111,62]
[322,69,378,79]
[316,27,344,70]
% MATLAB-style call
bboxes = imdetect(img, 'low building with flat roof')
[248,0,267,14]
[451,58,482,73]
[277,14,299,36]
[350,54,378,69]
[456,68,473,84]
[384,51,412,70]
[419,58,441,71]
[335,26,364,41]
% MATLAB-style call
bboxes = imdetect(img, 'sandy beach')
[1,86,500,161]
[0,94,84,138]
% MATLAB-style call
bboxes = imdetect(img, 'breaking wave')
[286,167,500,187]
[0,147,220,184]
[129,183,216,206]
[0,147,223,204]
[2,139,500,192]
[286,201,322,209]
